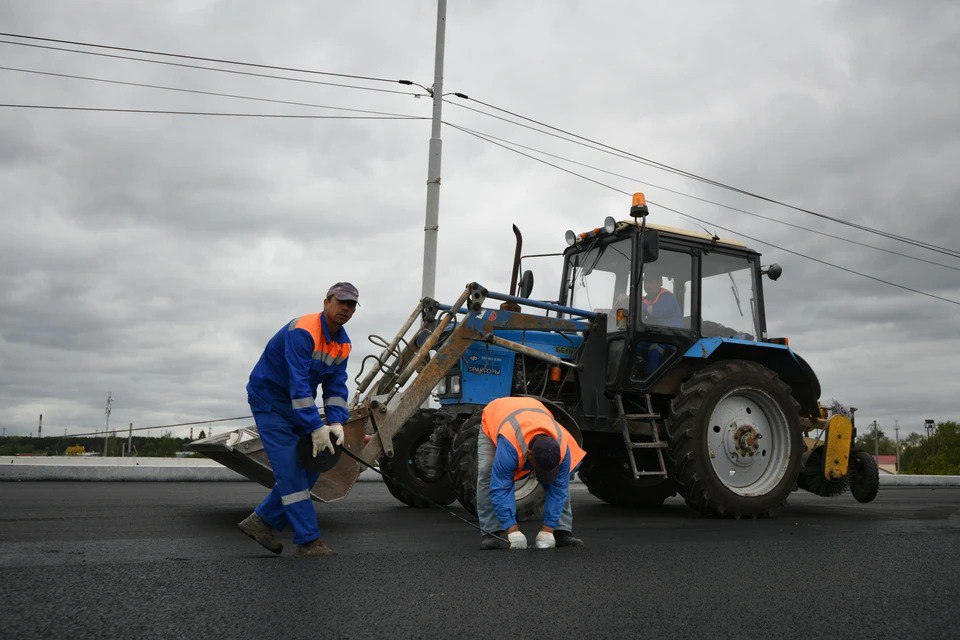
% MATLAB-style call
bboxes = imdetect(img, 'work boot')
[237,512,283,554]
[480,531,510,550]
[554,530,584,548]
[296,538,334,557]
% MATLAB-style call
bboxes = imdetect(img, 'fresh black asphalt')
[1,481,958,639]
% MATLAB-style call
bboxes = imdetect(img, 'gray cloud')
[1,1,957,440]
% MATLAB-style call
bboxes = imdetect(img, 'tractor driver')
[237,282,358,557]
[477,396,588,550]
[641,269,683,328]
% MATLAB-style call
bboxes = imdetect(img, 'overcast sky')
[1,1,957,439]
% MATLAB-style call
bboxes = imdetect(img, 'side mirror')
[518,270,535,298]
[641,229,659,263]
[763,263,782,281]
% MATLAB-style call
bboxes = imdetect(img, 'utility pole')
[894,420,900,473]
[127,422,133,458]
[872,420,879,458]
[420,0,448,299]
[104,392,113,457]
[38,414,42,439]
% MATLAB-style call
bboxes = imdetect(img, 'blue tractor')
[192,193,878,517]
[360,193,879,518]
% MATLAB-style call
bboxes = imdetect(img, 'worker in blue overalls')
[237,282,357,557]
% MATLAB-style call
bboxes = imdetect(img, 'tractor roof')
[618,220,749,249]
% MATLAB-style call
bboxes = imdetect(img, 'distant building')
[874,454,897,474]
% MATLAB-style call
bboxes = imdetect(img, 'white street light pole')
[420,0,447,299]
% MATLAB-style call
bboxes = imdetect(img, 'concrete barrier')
[0,457,382,482]
[878,474,960,487]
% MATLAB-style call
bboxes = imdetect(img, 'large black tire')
[848,450,880,503]
[667,360,803,518]
[578,452,678,507]
[379,410,457,508]
[447,415,545,521]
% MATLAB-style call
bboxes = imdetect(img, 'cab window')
[639,249,693,330]
[566,237,632,333]
[700,252,760,340]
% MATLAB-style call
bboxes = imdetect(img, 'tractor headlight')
[449,374,461,395]
[604,216,616,234]
[435,378,447,395]
[565,229,577,246]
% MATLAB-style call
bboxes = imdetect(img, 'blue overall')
[246,313,350,544]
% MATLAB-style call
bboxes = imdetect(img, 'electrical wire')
[446,122,960,273]
[0,66,425,119]
[0,103,426,119]
[448,123,960,307]
[0,39,424,97]
[0,31,409,85]
[447,95,960,259]
[32,416,253,440]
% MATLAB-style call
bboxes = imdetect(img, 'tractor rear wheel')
[848,450,879,503]
[578,453,678,507]
[447,415,545,521]
[667,360,803,518]
[379,410,457,508]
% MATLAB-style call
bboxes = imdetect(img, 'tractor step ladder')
[614,393,668,479]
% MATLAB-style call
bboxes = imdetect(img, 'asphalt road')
[1,482,958,639]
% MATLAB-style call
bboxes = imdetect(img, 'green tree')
[901,422,960,475]
[855,424,897,455]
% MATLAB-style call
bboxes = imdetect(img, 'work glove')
[311,425,335,457]
[534,531,556,549]
[328,423,344,447]
[508,530,528,550]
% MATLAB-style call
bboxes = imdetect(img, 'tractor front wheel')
[379,410,457,508]
[447,415,545,521]
[667,360,803,518]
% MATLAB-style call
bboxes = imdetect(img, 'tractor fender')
[680,338,821,416]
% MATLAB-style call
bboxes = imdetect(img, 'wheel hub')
[706,387,791,496]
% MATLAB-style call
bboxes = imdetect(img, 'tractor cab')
[560,211,770,396]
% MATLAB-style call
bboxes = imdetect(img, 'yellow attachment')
[823,415,853,480]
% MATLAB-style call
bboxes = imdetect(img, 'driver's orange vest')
[481,397,587,481]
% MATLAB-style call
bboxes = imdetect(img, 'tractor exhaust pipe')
[501,224,523,312]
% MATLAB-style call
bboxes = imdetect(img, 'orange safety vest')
[481,396,587,482]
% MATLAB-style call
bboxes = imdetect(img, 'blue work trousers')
[476,433,573,535]
[252,408,321,545]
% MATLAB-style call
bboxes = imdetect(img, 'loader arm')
[355,283,589,466]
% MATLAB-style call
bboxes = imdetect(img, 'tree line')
[855,421,959,475]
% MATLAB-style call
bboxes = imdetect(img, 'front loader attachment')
[185,415,368,502]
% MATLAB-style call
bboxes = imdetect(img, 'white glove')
[311,425,334,456]
[328,423,344,448]
[535,531,556,549]
[508,530,527,550]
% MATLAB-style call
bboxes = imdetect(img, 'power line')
[445,122,960,273]
[447,94,960,259]
[448,123,960,307]
[649,202,960,307]
[0,103,427,120]
[0,65,424,119]
[0,31,409,85]
[35,416,253,440]
[0,39,424,97]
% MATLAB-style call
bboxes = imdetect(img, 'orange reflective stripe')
[289,313,350,364]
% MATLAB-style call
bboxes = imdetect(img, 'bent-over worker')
[477,396,588,550]
[237,282,358,557]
